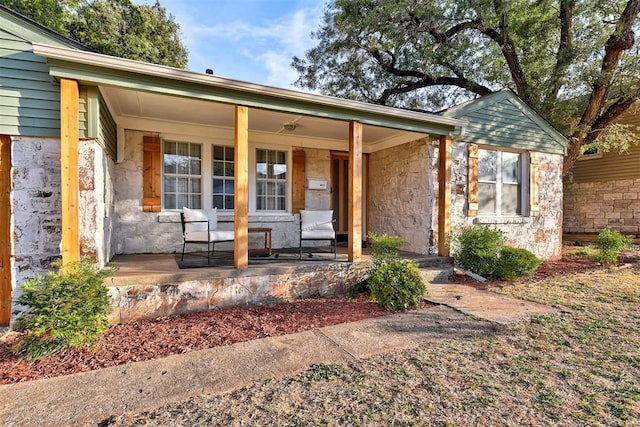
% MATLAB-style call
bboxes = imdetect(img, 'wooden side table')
[248,227,272,256]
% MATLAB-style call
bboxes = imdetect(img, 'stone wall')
[368,138,436,254]
[11,137,62,293]
[448,143,564,260]
[113,132,333,254]
[564,179,640,235]
[79,141,116,267]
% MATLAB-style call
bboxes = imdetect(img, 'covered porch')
[7,43,465,323]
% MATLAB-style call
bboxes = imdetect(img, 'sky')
[139,0,327,90]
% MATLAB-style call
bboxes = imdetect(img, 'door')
[330,152,367,240]
[0,136,11,326]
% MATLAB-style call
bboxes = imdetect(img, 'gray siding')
[0,28,60,137]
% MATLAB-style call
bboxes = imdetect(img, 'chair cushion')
[300,210,335,239]
[301,229,335,239]
[184,229,234,242]
[183,207,217,234]
[300,210,334,231]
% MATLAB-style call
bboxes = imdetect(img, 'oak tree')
[293,0,640,175]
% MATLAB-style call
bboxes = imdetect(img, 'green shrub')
[367,232,405,267]
[368,259,425,310]
[495,247,542,280]
[595,228,633,265]
[452,225,505,277]
[13,258,114,360]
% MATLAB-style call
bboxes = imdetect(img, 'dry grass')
[101,269,640,426]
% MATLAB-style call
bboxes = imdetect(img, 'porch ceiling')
[101,86,426,151]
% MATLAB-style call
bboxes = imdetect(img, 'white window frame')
[162,140,203,210]
[212,144,235,210]
[478,148,529,217]
[161,138,291,214]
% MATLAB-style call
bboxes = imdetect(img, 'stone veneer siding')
[449,142,564,260]
[368,138,437,254]
[113,132,335,254]
[564,179,640,235]
[10,137,115,306]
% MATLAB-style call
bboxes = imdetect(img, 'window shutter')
[467,144,479,216]
[143,136,162,212]
[529,152,540,217]
[292,149,306,214]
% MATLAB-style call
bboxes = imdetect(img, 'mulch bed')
[2,247,633,385]
[0,294,386,385]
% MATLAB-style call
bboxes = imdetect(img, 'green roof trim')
[32,43,465,138]
[443,89,567,155]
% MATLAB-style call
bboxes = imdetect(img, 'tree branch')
[544,0,575,107]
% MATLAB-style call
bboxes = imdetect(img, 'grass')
[102,269,640,426]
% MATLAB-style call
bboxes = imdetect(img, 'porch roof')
[32,43,466,140]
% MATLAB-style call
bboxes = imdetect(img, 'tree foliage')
[1,0,188,68]
[293,0,640,175]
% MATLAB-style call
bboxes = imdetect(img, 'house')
[0,6,566,325]
[441,89,567,258]
[564,106,640,237]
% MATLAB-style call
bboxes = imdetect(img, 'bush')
[595,228,633,265]
[367,232,405,267]
[366,233,426,310]
[452,225,505,277]
[368,260,426,310]
[494,247,542,280]
[13,258,114,360]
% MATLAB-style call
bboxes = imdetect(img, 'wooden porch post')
[348,121,363,262]
[60,78,80,267]
[438,135,452,256]
[234,105,249,269]
[0,135,11,325]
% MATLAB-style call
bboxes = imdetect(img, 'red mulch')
[0,294,386,384]
[2,247,631,385]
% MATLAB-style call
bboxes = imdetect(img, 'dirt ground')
[0,242,634,385]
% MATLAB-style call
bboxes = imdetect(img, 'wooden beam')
[234,105,249,269]
[348,121,363,262]
[438,135,452,256]
[60,78,80,267]
[0,135,11,326]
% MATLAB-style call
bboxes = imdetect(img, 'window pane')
[479,182,496,215]
[276,182,286,196]
[213,161,224,176]
[479,149,497,182]
[213,195,223,209]
[501,152,520,184]
[164,176,176,193]
[225,180,234,194]
[176,194,189,209]
[213,145,225,160]
[213,179,224,193]
[502,183,520,215]
[225,161,234,177]
[225,196,234,210]
[256,163,267,179]
[176,177,189,193]
[225,146,234,160]
[164,194,176,210]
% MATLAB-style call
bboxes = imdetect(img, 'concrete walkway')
[0,281,555,427]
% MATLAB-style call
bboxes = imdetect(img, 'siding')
[0,28,60,137]
[570,108,640,183]
[443,90,566,155]
[98,91,117,158]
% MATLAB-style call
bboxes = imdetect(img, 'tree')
[293,0,640,176]
[1,0,188,68]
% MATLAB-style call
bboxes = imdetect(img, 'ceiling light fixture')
[283,122,297,131]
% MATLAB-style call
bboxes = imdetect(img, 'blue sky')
[139,0,327,89]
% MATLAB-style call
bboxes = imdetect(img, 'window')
[212,145,234,209]
[163,141,202,209]
[256,148,287,211]
[478,149,522,216]
[579,145,602,160]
